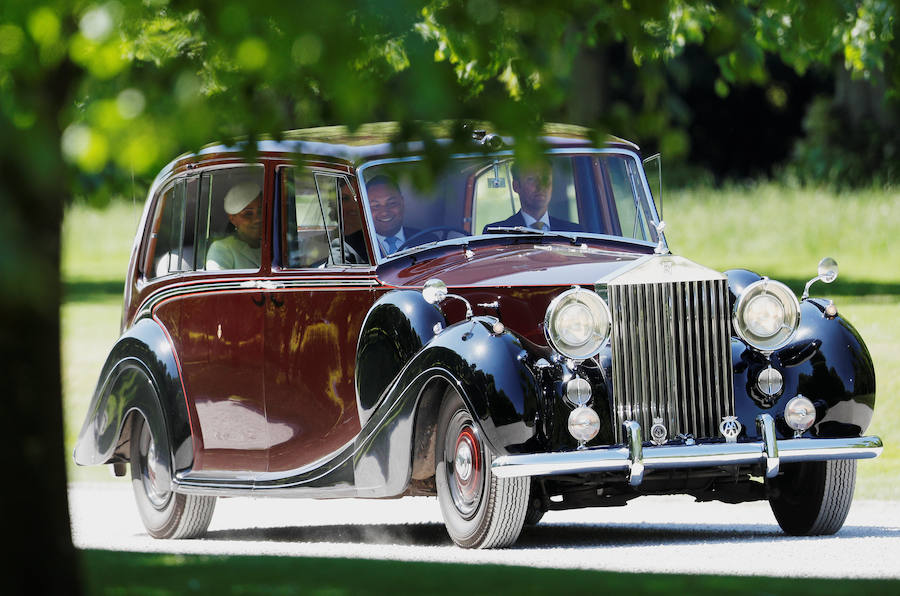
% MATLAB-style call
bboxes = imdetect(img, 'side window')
[603,157,651,241]
[281,168,369,268]
[338,178,369,264]
[281,167,329,268]
[144,177,198,280]
[314,174,341,255]
[197,166,265,271]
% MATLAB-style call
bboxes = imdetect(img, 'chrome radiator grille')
[608,278,734,443]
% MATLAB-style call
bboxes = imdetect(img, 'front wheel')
[435,389,529,548]
[130,416,216,539]
[768,459,856,536]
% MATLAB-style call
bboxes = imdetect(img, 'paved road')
[70,482,900,578]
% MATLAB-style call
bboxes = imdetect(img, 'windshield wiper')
[484,226,543,234]
[484,226,581,243]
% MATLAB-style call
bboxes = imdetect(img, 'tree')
[2,1,896,591]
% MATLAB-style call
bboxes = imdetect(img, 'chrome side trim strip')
[490,426,883,483]
[135,277,380,320]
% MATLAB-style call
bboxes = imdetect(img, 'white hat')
[224,182,261,214]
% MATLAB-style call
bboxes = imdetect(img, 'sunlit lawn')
[62,184,900,497]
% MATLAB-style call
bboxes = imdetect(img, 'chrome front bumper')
[491,413,883,486]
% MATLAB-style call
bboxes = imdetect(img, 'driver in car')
[483,162,579,233]
[366,175,436,256]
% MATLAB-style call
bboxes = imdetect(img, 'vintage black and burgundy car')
[75,124,882,548]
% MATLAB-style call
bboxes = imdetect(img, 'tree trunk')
[0,65,81,594]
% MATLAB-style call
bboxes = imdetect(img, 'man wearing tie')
[483,162,580,233]
[367,175,434,257]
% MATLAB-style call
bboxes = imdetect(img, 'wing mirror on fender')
[801,257,839,300]
[423,278,473,319]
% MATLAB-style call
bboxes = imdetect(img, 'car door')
[263,165,376,473]
[163,164,269,475]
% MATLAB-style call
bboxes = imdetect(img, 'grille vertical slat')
[687,281,700,433]
[709,284,722,428]
[609,276,734,443]
[653,283,666,424]
[701,281,713,436]
[718,283,732,426]
[676,282,689,434]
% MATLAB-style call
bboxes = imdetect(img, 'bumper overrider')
[491,413,883,486]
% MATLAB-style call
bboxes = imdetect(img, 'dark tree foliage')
[0,1,897,592]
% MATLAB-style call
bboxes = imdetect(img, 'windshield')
[359,151,660,259]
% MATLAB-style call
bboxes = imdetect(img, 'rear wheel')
[130,417,216,539]
[769,459,856,536]
[435,389,529,548]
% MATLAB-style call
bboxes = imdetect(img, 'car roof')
[152,122,641,188]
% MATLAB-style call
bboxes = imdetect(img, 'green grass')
[662,183,900,283]
[80,550,900,595]
[62,200,143,482]
[61,184,900,494]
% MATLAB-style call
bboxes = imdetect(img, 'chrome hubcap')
[447,420,483,519]
[455,441,473,481]
[140,424,171,509]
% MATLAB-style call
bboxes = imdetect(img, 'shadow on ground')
[202,521,898,549]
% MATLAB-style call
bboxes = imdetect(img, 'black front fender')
[352,311,542,497]
[727,269,876,439]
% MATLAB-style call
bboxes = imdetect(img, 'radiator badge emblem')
[719,416,742,443]
[650,417,668,446]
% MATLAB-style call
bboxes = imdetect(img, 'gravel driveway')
[69,482,900,578]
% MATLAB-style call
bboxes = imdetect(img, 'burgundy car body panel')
[376,241,653,343]
[263,276,372,472]
[378,242,651,288]
[157,290,268,473]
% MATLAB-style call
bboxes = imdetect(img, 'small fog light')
[565,377,592,406]
[567,406,600,443]
[784,395,816,435]
[757,366,783,397]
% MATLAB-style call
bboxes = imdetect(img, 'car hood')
[376,241,653,288]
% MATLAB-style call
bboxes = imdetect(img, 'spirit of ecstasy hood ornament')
[653,220,669,255]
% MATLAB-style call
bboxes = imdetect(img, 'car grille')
[608,277,734,444]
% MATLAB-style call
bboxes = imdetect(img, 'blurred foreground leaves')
[5,1,898,196]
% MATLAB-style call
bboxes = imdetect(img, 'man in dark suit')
[365,174,435,256]
[483,162,580,233]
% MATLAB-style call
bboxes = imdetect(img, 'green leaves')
[2,0,898,198]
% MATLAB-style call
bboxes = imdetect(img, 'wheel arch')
[352,317,543,498]
[73,317,193,476]
[409,377,448,484]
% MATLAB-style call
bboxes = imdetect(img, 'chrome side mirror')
[422,278,473,318]
[801,257,839,300]
[818,257,839,283]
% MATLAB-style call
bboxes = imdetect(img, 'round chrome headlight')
[733,278,800,351]
[544,288,610,360]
